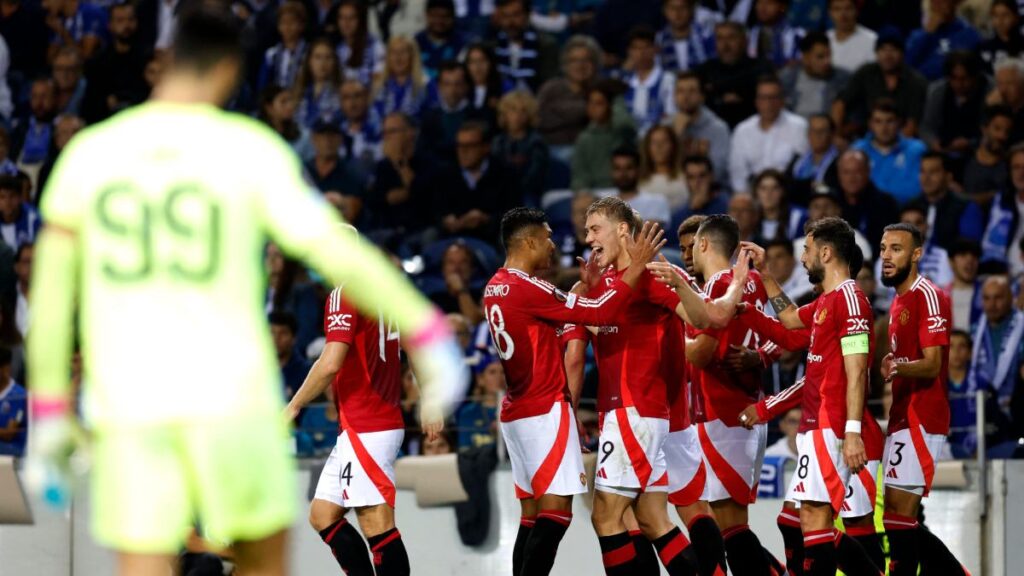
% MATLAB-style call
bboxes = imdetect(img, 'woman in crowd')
[753,169,807,242]
[492,91,549,206]
[639,125,688,210]
[335,0,385,86]
[258,84,314,161]
[464,42,511,121]
[293,38,343,128]
[536,35,602,160]
[571,80,636,191]
[373,36,429,118]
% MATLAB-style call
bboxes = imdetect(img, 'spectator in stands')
[832,149,897,253]
[674,154,729,222]
[656,0,716,73]
[494,0,557,91]
[422,431,454,455]
[592,0,663,68]
[337,80,381,176]
[270,311,310,401]
[265,242,324,358]
[729,193,759,242]
[948,239,982,332]
[335,0,385,86]
[852,98,928,204]
[826,0,876,72]
[456,354,504,450]
[789,114,838,189]
[747,0,803,68]
[256,1,307,91]
[571,81,636,191]
[434,242,485,323]
[135,0,194,54]
[555,190,596,272]
[416,0,464,80]
[527,0,597,41]
[305,120,364,223]
[970,275,1024,450]
[434,121,517,241]
[12,242,28,341]
[833,31,928,139]
[373,36,429,119]
[258,85,314,162]
[947,329,976,458]
[448,312,474,353]
[492,90,548,206]
[697,21,773,128]
[0,130,14,176]
[620,26,675,135]
[51,46,85,117]
[780,31,850,119]
[797,182,873,260]
[420,60,475,162]
[753,169,806,242]
[0,0,49,85]
[992,57,1024,145]
[981,144,1024,272]
[82,2,149,124]
[665,71,731,187]
[905,0,981,81]
[42,0,105,61]
[979,0,1023,73]
[765,238,813,303]
[610,146,671,225]
[909,151,985,252]
[537,35,601,154]
[0,347,25,457]
[764,407,800,460]
[463,43,507,129]
[963,105,1013,209]
[367,112,433,250]
[639,125,688,210]
[729,75,808,193]
[36,113,82,192]
[0,176,39,252]
[920,51,988,162]
[293,38,343,128]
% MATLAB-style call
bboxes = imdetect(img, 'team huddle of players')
[292,195,968,576]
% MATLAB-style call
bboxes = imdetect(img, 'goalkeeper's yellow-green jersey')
[36,102,434,427]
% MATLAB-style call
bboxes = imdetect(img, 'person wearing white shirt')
[793,186,874,261]
[607,146,672,227]
[728,77,808,193]
[826,0,876,72]
[765,239,814,304]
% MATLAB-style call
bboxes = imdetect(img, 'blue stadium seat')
[544,157,572,192]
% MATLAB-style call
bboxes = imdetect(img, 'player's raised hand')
[739,242,768,273]
[576,254,600,289]
[843,431,867,472]
[422,418,444,443]
[733,247,752,285]
[409,312,471,425]
[646,254,684,290]
[737,404,761,430]
[24,398,83,510]
[625,220,666,265]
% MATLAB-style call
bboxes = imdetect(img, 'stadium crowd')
[2,0,1024,463]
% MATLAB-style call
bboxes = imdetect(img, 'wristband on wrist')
[845,420,862,434]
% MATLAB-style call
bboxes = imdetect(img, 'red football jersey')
[482,268,633,422]
[689,269,769,427]
[324,286,403,433]
[588,265,684,419]
[797,279,874,436]
[887,275,952,435]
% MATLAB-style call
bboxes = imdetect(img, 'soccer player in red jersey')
[740,217,875,576]
[583,198,751,576]
[286,280,426,575]
[877,223,968,576]
[483,207,665,576]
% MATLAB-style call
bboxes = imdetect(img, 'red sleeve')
[838,287,872,339]
[324,287,359,345]
[558,323,589,346]
[758,341,782,365]
[917,287,951,349]
[647,269,683,311]
[797,302,816,328]
[745,309,811,351]
[761,377,805,420]
[691,274,729,338]
[523,276,635,326]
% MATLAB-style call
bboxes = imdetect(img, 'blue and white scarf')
[263,40,307,88]
[970,310,1024,412]
[374,77,427,118]
[624,65,672,135]
[656,24,715,72]
[296,86,342,128]
[496,29,539,90]
[792,146,838,182]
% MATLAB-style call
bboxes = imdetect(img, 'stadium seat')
[394,454,470,506]
[544,157,572,192]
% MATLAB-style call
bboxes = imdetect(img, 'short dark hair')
[870,97,902,120]
[756,74,782,92]
[500,207,548,252]
[675,70,702,89]
[943,50,982,79]
[696,214,739,258]
[765,237,794,257]
[950,238,981,258]
[809,113,836,132]
[715,20,746,37]
[586,197,640,234]
[682,154,713,172]
[848,242,864,277]
[799,31,829,53]
[268,311,298,335]
[426,0,456,12]
[496,0,528,9]
[458,120,490,141]
[921,150,951,172]
[172,4,243,73]
[806,216,855,266]
[627,26,656,46]
[438,59,466,78]
[983,104,1014,126]
[0,175,19,194]
[677,214,707,238]
[898,204,927,220]
[611,145,640,165]
[883,222,924,248]
[950,329,972,346]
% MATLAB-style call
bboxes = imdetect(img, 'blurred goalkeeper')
[25,6,467,576]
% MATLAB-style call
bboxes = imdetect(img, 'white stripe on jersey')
[765,377,804,411]
[838,279,859,316]
[508,268,556,294]
[329,287,342,313]
[577,289,617,308]
[914,276,940,317]
[703,270,729,297]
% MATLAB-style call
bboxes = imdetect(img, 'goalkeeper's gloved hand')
[408,311,470,427]
[24,396,79,510]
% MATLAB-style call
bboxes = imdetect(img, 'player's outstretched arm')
[704,249,753,329]
[739,377,806,429]
[284,342,350,421]
[646,255,712,329]
[686,334,718,368]
[740,241,804,329]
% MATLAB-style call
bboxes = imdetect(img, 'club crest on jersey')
[814,309,828,325]
[899,309,910,326]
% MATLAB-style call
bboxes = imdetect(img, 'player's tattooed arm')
[769,292,795,316]
[740,241,805,329]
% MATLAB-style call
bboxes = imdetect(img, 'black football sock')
[318,518,374,576]
[367,528,410,576]
[686,514,727,576]
[761,545,786,575]
[513,515,535,576]
[599,532,639,576]
[722,524,771,575]
[777,508,804,576]
[802,529,837,576]
[652,526,698,576]
[630,529,661,576]
[884,512,921,576]
[835,530,884,575]
[917,524,969,576]
[520,510,571,576]
[846,523,885,572]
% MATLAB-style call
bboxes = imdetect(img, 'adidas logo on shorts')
[793,482,805,493]
[597,468,608,479]
[887,468,899,479]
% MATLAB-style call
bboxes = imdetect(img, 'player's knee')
[355,505,395,538]
[308,500,345,532]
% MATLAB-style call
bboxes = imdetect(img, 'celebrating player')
[26,8,466,576]
[484,207,665,576]
[740,217,877,576]
[878,223,968,576]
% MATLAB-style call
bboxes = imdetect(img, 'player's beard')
[881,261,912,288]
[806,257,825,285]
